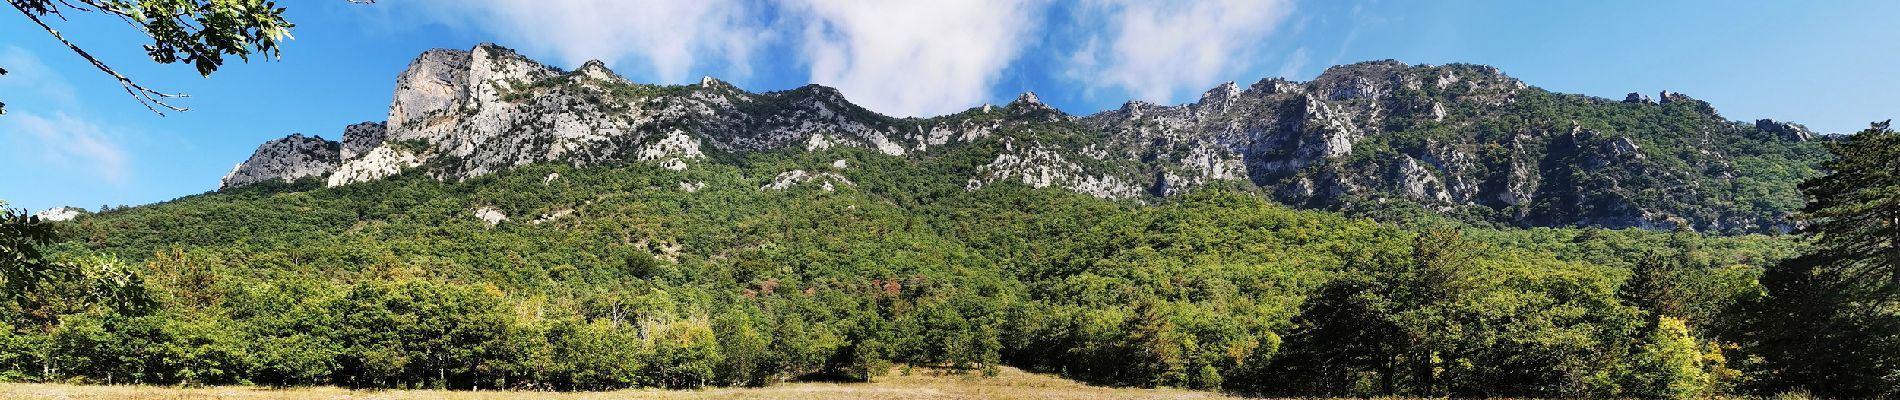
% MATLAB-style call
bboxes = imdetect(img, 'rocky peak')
[1311,60,1411,100]
[698,76,739,92]
[1658,90,1718,115]
[386,49,471,132]
[217,44,1824,234]
[574,60,627,84]
[1196,81,1242,110]
[340,121,387,160]
[466,44,561,105]
[790,84,848,105]
[1013,91,1044,106]
[1118,100,1154,116]
[1246,77,1301,95]
[1007,91,1065,120]
[1623,92,1654,104]
[221,133,341,190]
[1755,118,1814,142]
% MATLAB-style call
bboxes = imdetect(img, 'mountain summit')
[222,44,1825,233]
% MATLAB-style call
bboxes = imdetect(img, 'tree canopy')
[1736,121,1900,397]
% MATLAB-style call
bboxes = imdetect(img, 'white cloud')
[0,48,124,182]
[1277,47,1309,79]
[396,0,1043,117]
[0,46,79,109]
[2,112,130,183]
[1065,0,1295,104]
[402,0,766,83]
[788,0,1043,117]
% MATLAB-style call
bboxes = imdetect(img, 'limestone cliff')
[220,46,1826,233]
[220,133,342,190]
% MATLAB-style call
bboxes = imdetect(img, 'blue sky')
[3,0,1897,213]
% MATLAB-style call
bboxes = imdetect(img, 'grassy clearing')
[0,366,1237,400]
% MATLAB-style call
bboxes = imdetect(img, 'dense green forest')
[0,122,1895,398]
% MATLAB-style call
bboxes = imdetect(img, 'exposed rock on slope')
[221,45,1827,233]
[33,207,83,222]
[339,122,387,160]
[220,133,342,190]
[320,44,994,186]
[1073,62,1824,232]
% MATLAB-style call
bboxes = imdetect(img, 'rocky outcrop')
[763,170,853,192]
[472,206,507,226]
[387,49,471,133]
[1658,90,1717,114]
[220,134,341,190]
[218,47,1825,233]
[327,146,422,187]
[636,130,706,171]
[340,122,387,160]
[1755,119,1814,142]
[224,43,1014,191]
[33,207,82,222]
[966,140,1142,199]
[1071,61,1817,231]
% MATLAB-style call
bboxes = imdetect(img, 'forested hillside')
[0,141,1831,397]
[218,45,1829,233]
[0,44,1890,399]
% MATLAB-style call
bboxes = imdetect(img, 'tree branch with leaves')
[3,0,372,116]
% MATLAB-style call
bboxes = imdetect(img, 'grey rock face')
[327,146,422,187]
[33,207,82,222]
[1755,119,1814,142]
[220,133,341,190]
[1658,90,1717,114]
[965,139,1142,199]
[219,47,1820,232]
[359,45,999,184]
[763,170,853,192]
[1076,61,1531,206]
[340,122,387,160]
[230,43,1011,191]
[387,49,471,133]
[472,206,507,226]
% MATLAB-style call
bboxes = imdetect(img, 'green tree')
[1743,121,1900,397]
[712,309,771,386]
[644,316,723,389]
[1625,316,1712,399]
[1796,120,1900,291]
[0,202,58,300]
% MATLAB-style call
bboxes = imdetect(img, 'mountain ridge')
[220,43,1828,233]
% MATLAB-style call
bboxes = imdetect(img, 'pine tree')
[1796,120,1900,292]
[1744,121,1900,397]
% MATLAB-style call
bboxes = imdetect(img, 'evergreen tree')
[1744,121,1900,397]
[1796,120,1900,291]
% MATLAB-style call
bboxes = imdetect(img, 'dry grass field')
[0,366,1238,400]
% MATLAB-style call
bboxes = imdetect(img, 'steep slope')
[220,133,341,189]
[1076,62,1828,232]
[220,44,1826,232]
[51,147,1801,396]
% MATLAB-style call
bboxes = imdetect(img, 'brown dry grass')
[0,366,1239,400]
